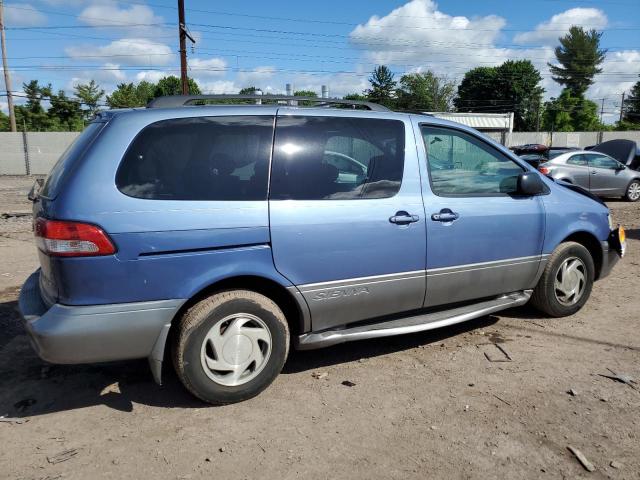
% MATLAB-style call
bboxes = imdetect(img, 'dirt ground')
[0,175,638,479]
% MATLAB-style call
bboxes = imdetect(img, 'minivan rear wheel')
[530,242,595,317]
[172,290,289,405]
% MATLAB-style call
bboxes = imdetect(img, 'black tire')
[172,290,289,405]
[530,242,595,317]
[624,179,640,202]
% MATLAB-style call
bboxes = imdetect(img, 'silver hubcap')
[628,182,640,200]
[200,313,272,387]
[554,256,586,306]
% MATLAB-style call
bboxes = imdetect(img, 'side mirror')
[517,172,547,196]
[616,163,626,171]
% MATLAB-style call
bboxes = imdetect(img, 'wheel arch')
[559,231,603,279]
[150,274,310,385]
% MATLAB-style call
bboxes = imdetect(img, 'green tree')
[294,89,318,106]
[135,81,156,105]
[455,60,544,131]
[622,77,640,123]
[239,86,258,94]
[542,90,602,131]
[15,80,52,131]
[396,71,456,112]
[153,76,200,97]
[548,26,606,96]
[106,83,144,108]
[48,90,83,131]
[0,110,9,131]
[343,93,367,101]
[366,65,396,107]
[74,80,104,120]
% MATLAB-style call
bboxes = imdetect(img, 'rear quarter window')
[41,122,105,199]
[116,116,274,201]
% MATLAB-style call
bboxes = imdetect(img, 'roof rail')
[146,94,390,112]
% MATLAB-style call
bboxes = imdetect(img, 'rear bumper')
[18,271,184,365]
[598,237,621,280]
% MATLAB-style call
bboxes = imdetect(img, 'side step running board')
[296,290,532,350]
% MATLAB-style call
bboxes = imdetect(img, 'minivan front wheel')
[172,290,289,404]
[531,242,595,317]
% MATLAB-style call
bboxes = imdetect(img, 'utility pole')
[177,0,195,96]
[0,0,17,132]
[535,98,541,132]
[619,92,625,123]
[599,97,605,124]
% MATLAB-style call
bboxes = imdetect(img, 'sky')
[1,0,639,123]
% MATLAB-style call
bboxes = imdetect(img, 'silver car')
[539,151,640,202]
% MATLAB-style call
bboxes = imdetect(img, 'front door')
[564,153,591,189]
[269,111,427,331]
[416,122,545,307]
[586,153,628,196]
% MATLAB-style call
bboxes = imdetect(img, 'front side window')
[116,116,274,200]
[586,154,620,170]
[421,125,524,195]
[270,116,405,200]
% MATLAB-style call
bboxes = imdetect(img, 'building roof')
[425,112,513,131]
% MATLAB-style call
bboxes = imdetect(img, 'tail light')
[34,218,116,257]
[538,166,550,175]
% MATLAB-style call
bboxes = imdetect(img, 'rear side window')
[116,116,274,200]
[566,155,588,166]
[270,116,405,200]
[421,125,523,196]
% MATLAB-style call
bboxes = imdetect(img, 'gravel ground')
[0,176,638,479]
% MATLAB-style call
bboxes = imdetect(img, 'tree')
[15,80,52,131]
[48,90,83,131]
[294,89,317,106]
[366,65,396,107]
[396,71,456,112]
[74,80,104,120]
[153,75,200,97]
[548,26,606,96]
[542,90,602,131]
[622,77,640,123]
[455,60,544,131]
[0,110,9,131]
[106,83,144,108]
[239,86,258,95]
[343,93,367,101]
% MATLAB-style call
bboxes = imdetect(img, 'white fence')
[1,130,640,176]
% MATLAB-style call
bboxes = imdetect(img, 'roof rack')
[146,94,389,112]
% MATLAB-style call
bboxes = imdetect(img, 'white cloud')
[3,3,47,26]
[235,66,277,87]
[197,80,238,94]
[189,58,227,78]
[514,8,607,46]
[66,63,126,92]
[135,70,169,84]
[78,0,165,35]
[350,0,510,72]
[66,39,174,66]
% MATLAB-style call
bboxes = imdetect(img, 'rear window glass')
[41,122,105,199]
[116,116,274,201]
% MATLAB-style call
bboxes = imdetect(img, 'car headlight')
[608,213,614,230]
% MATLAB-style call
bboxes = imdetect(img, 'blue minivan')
[19,95,625,404]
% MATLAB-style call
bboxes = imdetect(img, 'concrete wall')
[0,132,80,175]
[1,130,640,175]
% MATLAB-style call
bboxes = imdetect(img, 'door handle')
[389,211,420,225]
[431,209,459,222]
[591,170,597,175]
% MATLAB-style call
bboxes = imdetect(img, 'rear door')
[563,154,591,189]
[416,122,545,307]
[586,153,628,195]
[269,110,426,331]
